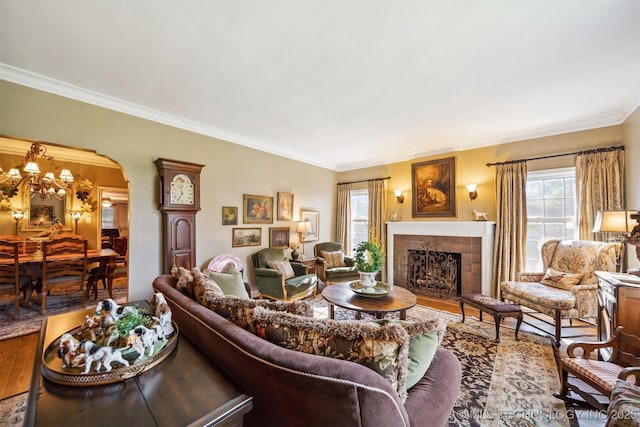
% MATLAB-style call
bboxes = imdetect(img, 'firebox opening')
[407,249,462,298]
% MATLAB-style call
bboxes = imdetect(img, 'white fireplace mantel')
[386,221,496,295]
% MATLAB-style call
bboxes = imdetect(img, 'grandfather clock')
[154,158,205,274]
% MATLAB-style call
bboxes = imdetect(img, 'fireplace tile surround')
[386,221,495,297]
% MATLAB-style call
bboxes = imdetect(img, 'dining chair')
[0,239,32,319]
[40,235,88,313]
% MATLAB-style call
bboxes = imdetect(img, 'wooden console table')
[25,304,252,426]
[596,271,640,359]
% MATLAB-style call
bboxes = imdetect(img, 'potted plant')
[354,236,383,288]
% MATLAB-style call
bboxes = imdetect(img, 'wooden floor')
[0,332,38,400]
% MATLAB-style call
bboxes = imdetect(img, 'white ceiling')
[1,1,639,171]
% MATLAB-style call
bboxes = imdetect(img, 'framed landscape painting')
[243,194,273,224]
[269,227,290,248]
[232,228,262,247]
[412,156,456,217]
[277,192,294,221]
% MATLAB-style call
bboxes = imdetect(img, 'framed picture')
[243,194,274,224]
[277,192,294,221]
[412,156,456,217]
[300,209,319,242]
[232,227,262,247]
[269,227,290,248]
[222,206,238,225]
[29,205,56,228]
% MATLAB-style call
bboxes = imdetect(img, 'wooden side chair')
[0,239,32,319]
[40,235,88,313]
[556,326,640,410]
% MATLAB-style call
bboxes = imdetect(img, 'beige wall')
[622,105,640,270]
[0,81,337,301]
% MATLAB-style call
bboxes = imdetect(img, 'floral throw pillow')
[266,260,295,279]
[320,250,346,268]
[192,267,225,304]
[172,266,195,298]
[201,295,313,334]
[540,268,584,290]
[251,306,411,402]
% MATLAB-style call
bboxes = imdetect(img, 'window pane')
[350,189,369,255]
[544,179,564,198]
[527,199,543,217]
[527,180,543,199]
[544,198,564,217]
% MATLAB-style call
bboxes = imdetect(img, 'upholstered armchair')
[251,248,317,301]
[313,242,359,285]
[501,239,621,346]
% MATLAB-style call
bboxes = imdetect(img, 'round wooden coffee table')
[322,281,417,320]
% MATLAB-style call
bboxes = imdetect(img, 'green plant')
[354,238,383,272]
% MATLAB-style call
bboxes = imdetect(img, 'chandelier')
[0,143,74,200]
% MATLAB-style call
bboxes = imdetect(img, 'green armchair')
[313,242,360,285]
[251,248,317,301]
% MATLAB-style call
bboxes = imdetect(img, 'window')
[350,189,369,256]
[525,167,577,271]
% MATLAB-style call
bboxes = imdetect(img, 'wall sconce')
[71,210,83,234]
[466,184,478,201]
[394,190,404,204]
[10,210,24,235]
[101,198,112,208]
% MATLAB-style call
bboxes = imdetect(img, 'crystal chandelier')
[0,143,74,200]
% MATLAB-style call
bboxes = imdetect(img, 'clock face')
[170,173,195,205]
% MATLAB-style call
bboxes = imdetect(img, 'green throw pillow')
[373,318,443,390]
[208,269,249,298]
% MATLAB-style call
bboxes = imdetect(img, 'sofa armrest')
[570,283,598,296]
[289,262,307,276]
[255,267,282,277]
[517,272,544,282]
[344,256,355,267]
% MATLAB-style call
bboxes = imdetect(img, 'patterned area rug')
[0,286,127,341]
[0,393,26,427]
[310,297,569,427]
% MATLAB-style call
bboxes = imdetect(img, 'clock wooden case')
[154,158,205,274]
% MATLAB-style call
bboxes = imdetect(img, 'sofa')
[152,274,462,427]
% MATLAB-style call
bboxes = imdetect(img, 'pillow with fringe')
[320,250,346,268]
[252,306,411,402]
[266,260,295,279]
[192,268,224,304]
[201,294,314,334]
[172,266,195,298]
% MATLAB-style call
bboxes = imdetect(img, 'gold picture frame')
[269,227,290,248]
[277,192,294,221]
[243,194,273,224]
[412,156,456,217]
[222,206,238,225]
[232,227,262,247]
[300,209,319,242]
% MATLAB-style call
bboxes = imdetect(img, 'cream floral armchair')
[501,239,621,346]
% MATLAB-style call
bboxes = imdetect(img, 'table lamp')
[296,220,312,259]
[593,210,640,273]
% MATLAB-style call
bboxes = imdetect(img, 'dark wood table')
[322,281,417,320]
[25,303,253,426]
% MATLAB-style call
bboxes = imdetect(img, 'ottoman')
[459,293,523,342]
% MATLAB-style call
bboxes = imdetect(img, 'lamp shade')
[592,210,634,233]
[296,220,312,234]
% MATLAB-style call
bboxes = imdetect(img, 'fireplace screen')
[407,245,462,298]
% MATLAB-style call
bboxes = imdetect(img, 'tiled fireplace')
[386,221,495,297]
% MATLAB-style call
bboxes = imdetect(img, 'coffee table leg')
[355,311,362,320]
[328,303,335,319]
[400,309,407,320]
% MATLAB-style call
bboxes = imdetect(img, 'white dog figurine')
[95,298,136,321]
[57,333,82,368]
[80,340,130,373]
[473,210,488,221]
[127,325,159,361]
[150,292,173,337]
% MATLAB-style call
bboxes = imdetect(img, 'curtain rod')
[486,145,624,167]
[337,176,390,186]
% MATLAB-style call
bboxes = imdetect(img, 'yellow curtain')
[492,162,527,298]
[576,149,625,240]
[336,183,351,252]
[368,179,387,281]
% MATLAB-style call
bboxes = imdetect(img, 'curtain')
[336,183,351,252]
[368,179,387,281]
[492,162,527,298]
[576,149,625,240]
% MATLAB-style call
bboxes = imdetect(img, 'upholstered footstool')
[459,293,523,342]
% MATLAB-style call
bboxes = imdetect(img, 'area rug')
[0,287,127,342]
[0,393,26,427]
[310,298,569,427]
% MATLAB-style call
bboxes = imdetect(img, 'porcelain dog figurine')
[150,292,173,337]
[473,210,488,221]
[80,340,129,373]
[95,298,136,321]
[58,333,82,368]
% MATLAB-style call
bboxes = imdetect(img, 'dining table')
[13,248,120,305]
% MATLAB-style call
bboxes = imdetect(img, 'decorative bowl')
[348,281,392,298]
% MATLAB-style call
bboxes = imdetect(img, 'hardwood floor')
[0,332,38,400]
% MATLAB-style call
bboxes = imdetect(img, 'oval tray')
[41,321,178,387]
[348,281,392,298]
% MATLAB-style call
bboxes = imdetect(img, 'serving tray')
[41,320,178,387]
